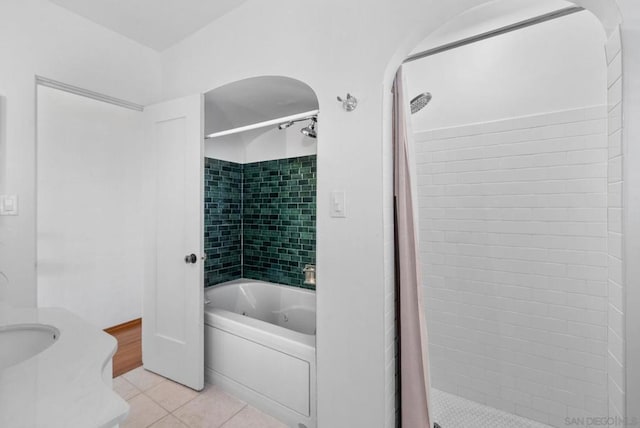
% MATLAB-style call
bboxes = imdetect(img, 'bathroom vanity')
[0,304,128,428]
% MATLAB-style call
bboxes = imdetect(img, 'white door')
[142,94,204,390]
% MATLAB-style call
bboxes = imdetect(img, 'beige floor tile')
[121,394,168,428]
[113,376,142,400]
[220,406,288,428]
[146,379,199,412]
[123,366,166,391]
[173,385,246,428]
[149,414,189,428]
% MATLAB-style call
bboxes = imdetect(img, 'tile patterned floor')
[114,367,287,428]
[432,389,553,428]
[116,368,553,428]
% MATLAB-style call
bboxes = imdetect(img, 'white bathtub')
[204,279,316,428]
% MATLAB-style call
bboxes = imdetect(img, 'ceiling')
[49,0,247,51]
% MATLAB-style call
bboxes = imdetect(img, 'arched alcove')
[201,75,319,427]
[204,75,318,136]
[204,75,319,163]
[384,0,626,426]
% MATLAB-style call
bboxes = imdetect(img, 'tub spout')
[303,264,316,286]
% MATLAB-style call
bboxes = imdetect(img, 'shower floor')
[432,389,553,428]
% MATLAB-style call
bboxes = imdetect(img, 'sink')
[0,324,60,370]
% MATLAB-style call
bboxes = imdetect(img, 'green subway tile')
[205,155,316,290]
[204,157,242,287]
[243,155,316,289]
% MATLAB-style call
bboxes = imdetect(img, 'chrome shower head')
[301,117,317,139]
[410,92,432,114]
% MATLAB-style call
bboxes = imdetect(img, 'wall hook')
[337,93,358,112]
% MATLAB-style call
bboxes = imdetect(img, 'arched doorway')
[202,75,320,428]
[385,1,625,426]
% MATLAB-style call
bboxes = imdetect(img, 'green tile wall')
[203,155,316,289]
[204,158,242,287]
[242,155,316,289]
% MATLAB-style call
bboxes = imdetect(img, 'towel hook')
[337,93,358,112]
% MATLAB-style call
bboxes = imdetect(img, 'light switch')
[0,195,18,216]
[330,191,346,218]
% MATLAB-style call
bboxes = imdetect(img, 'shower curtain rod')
[205,109,319,139]
[403,5,585,64]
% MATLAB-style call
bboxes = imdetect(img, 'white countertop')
[0,304,129,428]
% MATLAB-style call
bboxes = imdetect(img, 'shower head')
[301,117,317,139]
[410,92,432,114]
[278,121,294,130]
[276,115,318,138]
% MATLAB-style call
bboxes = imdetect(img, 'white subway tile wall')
[605,26,625,422]
[416,106,610,427]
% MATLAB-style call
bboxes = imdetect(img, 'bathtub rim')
[204,277,316,296]
[204,278,316,351]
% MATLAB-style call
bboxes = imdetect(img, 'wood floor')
[105,318,142,378]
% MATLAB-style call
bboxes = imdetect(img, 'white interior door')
[142,94,204,390]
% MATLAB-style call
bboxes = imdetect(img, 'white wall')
[618,0,640,420]
[0,0,636,426]
[36,86,144,329]
[0,95,6,300]
[405,11,607,131]
[159,2,481,425]
[205,124,317,164]
[0,0,161,307]
[157,1,633,426]
[409,0,575,55]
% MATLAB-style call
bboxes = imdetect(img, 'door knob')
[184,253,197,264]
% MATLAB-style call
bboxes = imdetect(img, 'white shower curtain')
[393,66,433,428]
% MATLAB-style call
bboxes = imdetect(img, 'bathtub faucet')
[303,264,316,286]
